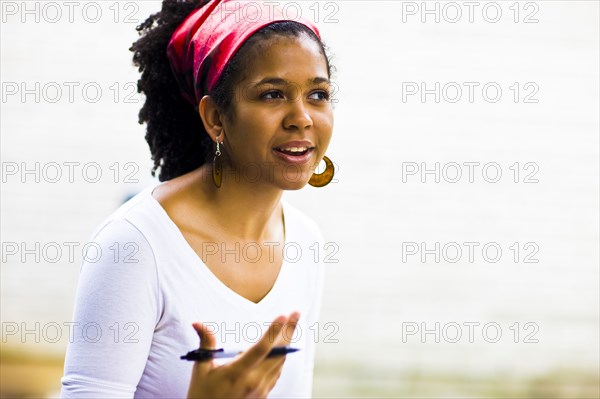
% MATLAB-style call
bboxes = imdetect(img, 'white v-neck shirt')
[60,185,326,398]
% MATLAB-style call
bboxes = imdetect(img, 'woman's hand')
[186,312,300,399]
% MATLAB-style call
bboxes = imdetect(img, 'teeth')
[280,146,308,152]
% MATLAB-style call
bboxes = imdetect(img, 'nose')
[283,97,313,131]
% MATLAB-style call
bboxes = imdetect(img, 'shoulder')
[76,188,162,314]
[89,185,160,243]
[82,185,164,265]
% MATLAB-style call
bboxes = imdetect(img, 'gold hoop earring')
[212,139,222,188]
[308,155,334,187]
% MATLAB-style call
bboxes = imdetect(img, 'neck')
[190,163,284,242]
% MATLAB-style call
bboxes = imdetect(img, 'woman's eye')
[262,91,284,100]
[309,90,330,101]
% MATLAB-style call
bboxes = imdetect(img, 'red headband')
[166,0,321,107]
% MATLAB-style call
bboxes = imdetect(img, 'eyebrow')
[252,77,330,87]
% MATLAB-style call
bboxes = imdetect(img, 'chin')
[286,183,309,191]
[276,177,311,191]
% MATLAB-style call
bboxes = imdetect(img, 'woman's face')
[221,34,334,190]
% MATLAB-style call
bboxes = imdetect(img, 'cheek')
[317,113,334,143]
[227,119,273,158]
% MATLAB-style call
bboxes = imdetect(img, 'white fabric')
[60,185,325,398]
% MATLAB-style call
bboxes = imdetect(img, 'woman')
[60,0,335,397]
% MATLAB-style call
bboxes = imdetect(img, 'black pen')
[181,346,300,361]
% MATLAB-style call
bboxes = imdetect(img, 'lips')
[274,146,311,156]
[272,140,315,165]
[273,140,314,154]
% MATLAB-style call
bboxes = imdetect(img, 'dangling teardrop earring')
[212,138,222,188]
[308,155,335,187]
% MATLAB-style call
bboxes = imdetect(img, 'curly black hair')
[130,0,334,182]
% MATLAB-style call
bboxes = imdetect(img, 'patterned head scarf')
[166,0,321,107]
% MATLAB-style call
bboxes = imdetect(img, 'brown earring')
[308,155,335,187]
[212,139,222,188]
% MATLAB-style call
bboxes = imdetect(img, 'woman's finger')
[190,322,217,375]
[246,311,300,387]
[193,322,217,349]
[249,358,286,399]
[258,312,299,378]
[278,311,300,346]
[265,362,285,392]
[261,355,286,379]
[226,315,287,375]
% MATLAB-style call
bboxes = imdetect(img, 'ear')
[198,95,225,142]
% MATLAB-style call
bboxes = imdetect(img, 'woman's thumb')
[192,322,217,350]
[190,322,217,375]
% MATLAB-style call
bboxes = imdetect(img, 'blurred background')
[1,0,598,397]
